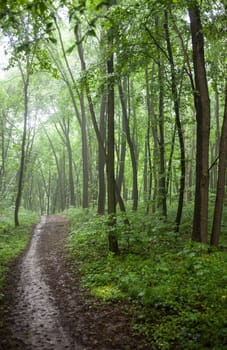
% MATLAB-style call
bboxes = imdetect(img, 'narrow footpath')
[0,215,149,350]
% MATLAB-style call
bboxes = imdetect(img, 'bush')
[66,208,227,349]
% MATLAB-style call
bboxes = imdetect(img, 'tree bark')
[14,60,29,226]
[116,94,126,197]
[157,58,167,217]
[189,3,211,243]
[58,117,76,207]
[107,28,119,254]
[164,10,186,231]
[145,67,153,212]
[119,80,138,211]
[43,127,65,211]
[54,18,89,208]
[211,82,227,246]
[80,93,89,208]
[98,94,107,214]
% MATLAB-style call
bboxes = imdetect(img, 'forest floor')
[0,215,149,350]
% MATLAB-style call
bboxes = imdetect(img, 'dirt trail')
[0,215,149,350]
[0,216,77,349]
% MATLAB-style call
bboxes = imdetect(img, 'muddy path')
[0,215,149,350]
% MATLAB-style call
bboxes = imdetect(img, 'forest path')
[0,215,149,350]
[0,215,78,349]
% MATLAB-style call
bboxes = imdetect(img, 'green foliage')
[66,208,227,349]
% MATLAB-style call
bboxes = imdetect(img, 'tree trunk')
[164,10,186,231]
[107,29,119,254]
[211,82,227,246]
[145,67,153,213]
[119,80,138,211]
[57,117,76,207]
[98,94,107,214]
[14,60,29,226]
[66,137,76,207]
[80,93,89,208]
[116,95,126,197]
[189,3,211,243]
[157,58,167,217]
[212,83,220,191]
[54,18,89,208]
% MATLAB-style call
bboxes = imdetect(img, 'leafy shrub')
[66,208,227,349]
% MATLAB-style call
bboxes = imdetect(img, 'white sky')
[0,36,10,79]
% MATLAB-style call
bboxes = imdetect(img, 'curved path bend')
[0,215,149,350]
[1,215,79,350]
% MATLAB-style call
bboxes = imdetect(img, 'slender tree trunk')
[75,23,127,220]
[212,83,220,190]
[43,127,65,211]
[66,134,75,207]
[164,10,186,231]
[54,18,90,208]
[119,81,138,211]
[75,25,89,208]
[98,94,107,214]
[189,3,211,243]
[145,68,153,212]
[130,80,140,205]
[116,95,126,196]
[80,94,89,208]
[211,82,227,246]
[166,123,176,197]
[14,60,29,226]
[146,65,159,213]
[56,118,76,207]
[107,28,119,254]
[157,58,167,217]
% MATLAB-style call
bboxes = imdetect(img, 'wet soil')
[0,215,149,350]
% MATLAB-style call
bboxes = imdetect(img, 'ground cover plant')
[66,207,227,350]
[0,208,38,328]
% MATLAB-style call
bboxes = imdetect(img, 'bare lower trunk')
[119,81,138,211]
[14,61,29,226]
[189,4,211,243]
[107,29,119,254]
[164,11,185,231]
[211,82,227,246]
[98,94,107,214]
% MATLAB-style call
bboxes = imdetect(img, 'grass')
[65,206,227,350]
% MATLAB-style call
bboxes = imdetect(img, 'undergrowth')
[65,207,227,350]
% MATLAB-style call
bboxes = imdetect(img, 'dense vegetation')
[66,207,227,349]
[0,0,227,348]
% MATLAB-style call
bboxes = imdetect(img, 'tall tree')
[106,24,119,254]
[55,115,76,207]
[53,16,89,208]
[164,10,185,231]
[119,79,138,211]
[211,81,227,246]
[14,56,31,226]
[189,2,211,243]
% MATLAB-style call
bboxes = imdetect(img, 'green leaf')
[66,43,76,54]
[87,29,96,37]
